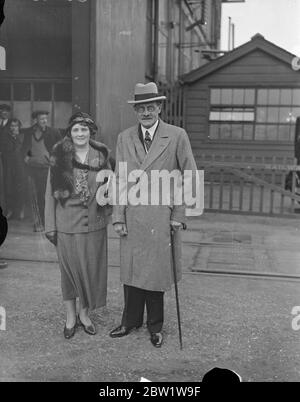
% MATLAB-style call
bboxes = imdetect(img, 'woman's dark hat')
[128,82,166,105]
[67,112,98,136]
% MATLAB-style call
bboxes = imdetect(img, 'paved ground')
[0,213,300,382]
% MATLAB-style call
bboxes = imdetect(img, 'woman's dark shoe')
[150,332,163,348]
[109,325,137,338]
[63,323,76,339]
[78,316,97,335]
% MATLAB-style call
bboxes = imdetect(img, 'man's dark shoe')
[150,332,163,348]
[109,325,136,338]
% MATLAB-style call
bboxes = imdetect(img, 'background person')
[1,118,27,220]
[22,110,61,231]
[0,104,11,134]
[0,104,12,214]
[45,112,113,339]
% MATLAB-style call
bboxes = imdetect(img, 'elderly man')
[109,82,199,348]
[22,110,61,231]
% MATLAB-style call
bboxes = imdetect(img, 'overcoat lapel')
[140,120,171,171]
[129,125,146,165]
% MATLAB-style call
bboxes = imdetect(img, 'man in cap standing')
[0,104,11,146]
[0,104,11,129]
[0,106,9,266]
[0,104,12,216]
[0,104,10,269]
[22,110,61,231]
[109,82,199,348]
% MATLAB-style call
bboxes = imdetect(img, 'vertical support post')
[153,0,159,82]
[30,82,34,124]
[89,0,96,120]
[232,23,235,49]
[178,0,183,79]
[166,0,173,83]
[291,171,296,213]
[71,0,91,113]
[228,17,231,51]
[51,83,55,128]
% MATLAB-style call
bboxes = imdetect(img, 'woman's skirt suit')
[45,139,112,310]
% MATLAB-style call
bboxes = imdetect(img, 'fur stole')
[50,136,112,204]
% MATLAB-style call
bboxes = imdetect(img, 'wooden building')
[182,34,300,163]
[0,0,225,151]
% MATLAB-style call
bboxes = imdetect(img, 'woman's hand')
[45,231,57,246]
[113,223,128,237]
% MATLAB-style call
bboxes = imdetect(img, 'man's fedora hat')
[128,82,166,105]
[31,110,49,119]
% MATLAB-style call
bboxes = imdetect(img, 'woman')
[45,112,112,339]
[1,118,27,220]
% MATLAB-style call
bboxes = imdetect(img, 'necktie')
[144,130,152,152]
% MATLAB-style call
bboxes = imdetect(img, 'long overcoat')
[112,119,198,292]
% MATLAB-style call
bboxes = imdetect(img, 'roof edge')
[182,33,298,84]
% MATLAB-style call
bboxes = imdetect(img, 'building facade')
[0,0,224,151]
[182,34,300,163]
[146,0,222,84]
[0,0,72,128]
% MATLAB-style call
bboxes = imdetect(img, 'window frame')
[208,86,300,142]
[0,78,72,128]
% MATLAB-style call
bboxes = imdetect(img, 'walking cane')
[170,223,186,350]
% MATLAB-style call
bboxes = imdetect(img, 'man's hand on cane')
[113,223,128,237]
[170,220,186,231]
[45,231,57,246]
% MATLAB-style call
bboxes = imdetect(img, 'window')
[254,88,298,141]
[210,108,255,122]
[34,83,52,101]
[0,83,10,100]
[14,83,31,101]
[209,87,300,141]
[209,88,255,141]
[0,80,72,128]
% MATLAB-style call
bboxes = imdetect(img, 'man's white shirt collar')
[141,119,159,141]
